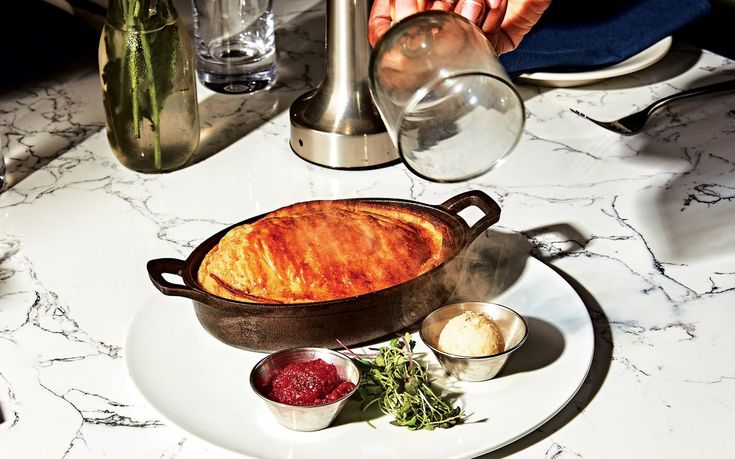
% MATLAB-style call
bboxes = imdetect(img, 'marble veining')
[2,1,735,457]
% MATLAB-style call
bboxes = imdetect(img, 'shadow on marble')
[190,92,283,166]
[480,265,613,459]
[0,403,4,425]
[0,2,103,190]
[652,150,735,263]
[637,72,735,263]
[186,4,326,167]
[499,317,565,377]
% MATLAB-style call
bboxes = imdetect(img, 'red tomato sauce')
[267,359,356,406]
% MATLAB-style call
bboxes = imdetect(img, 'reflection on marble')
[1,1,735,456]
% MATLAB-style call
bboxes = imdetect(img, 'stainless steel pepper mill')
[289,0,398,169]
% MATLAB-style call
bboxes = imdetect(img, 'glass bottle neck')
[105,0,178,31]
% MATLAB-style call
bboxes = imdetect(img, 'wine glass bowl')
[369,11,525,182]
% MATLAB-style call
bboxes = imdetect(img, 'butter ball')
[438,311,505,356]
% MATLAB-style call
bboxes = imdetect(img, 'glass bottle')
[99,0,200,173]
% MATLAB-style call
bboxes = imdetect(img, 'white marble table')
[2,1,735,457]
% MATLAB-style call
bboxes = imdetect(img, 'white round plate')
[518,36,672,87]
[125,256,594,458]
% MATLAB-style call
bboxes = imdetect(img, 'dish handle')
[440,190,501,242]
[147,258,209,303]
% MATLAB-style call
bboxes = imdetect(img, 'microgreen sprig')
[348,333,466,431]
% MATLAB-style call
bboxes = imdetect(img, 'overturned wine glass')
[370,11,525,182]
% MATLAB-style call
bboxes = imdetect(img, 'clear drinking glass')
[191,0,277,94]
[369,11,525,182]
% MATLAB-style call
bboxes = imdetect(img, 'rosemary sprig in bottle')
[353,333,466,430]
[122,0,163,169]
[103,0,180,170]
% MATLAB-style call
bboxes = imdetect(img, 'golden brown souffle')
[197,200,453,303]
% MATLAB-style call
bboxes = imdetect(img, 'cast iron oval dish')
[147,190,500,352]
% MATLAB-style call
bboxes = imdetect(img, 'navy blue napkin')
[499,0,711,77]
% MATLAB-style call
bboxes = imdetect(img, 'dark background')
[0,1,100,90]
[1,1,733,91]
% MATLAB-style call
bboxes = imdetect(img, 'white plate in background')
[519,36,673,88]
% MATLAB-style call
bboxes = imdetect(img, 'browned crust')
[197,200,454,304]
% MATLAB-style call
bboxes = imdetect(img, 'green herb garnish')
[350,333,466,430]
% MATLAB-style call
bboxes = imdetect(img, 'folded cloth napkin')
[499,0,711,77]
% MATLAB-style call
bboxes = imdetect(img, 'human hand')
[368,0,552,55]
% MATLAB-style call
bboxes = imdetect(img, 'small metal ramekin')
[420,302,528,381]
[249,347,360,431]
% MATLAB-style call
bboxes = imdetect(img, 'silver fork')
[570,78,735,135]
